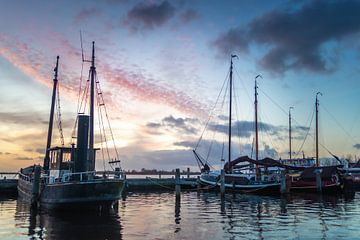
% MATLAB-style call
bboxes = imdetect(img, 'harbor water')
[1,191,360,239]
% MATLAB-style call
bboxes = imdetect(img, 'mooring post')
[31,165,41,207]
[280,171,287,194]
[343,174,355,198]
[197,176,201,191]
[175,168,181,197]
[220,169,225,196]
[315,169,322,192]
[187,167,190,179]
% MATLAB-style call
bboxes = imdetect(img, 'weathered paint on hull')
[18,178,124,209]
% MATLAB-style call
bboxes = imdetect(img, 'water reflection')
[15,200,123,239]
[2,191,359,239]
[174,195,181,233]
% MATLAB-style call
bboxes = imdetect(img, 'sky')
[1,0,360,172]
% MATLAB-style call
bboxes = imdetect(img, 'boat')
[194,55,281,194]
[287,93,343,193]
[18,42,125,209]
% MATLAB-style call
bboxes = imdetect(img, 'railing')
[18,172,32,182]
[46,170,125,184]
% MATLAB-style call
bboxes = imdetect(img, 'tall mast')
[315,92,322,167]
[43,56,59,171]
[89,41,96,170]
[289,107,293,160]
[255,75,261,179]
[228,55,236,171]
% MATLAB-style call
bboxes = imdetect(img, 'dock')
[125,177,198,191]
[0,171,199,193]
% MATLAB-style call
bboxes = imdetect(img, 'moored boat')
[195,56,281,194]
[18,42,125,209]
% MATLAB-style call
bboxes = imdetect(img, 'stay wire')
[195,69,230,151]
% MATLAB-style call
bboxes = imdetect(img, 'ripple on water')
[1,192,360,239]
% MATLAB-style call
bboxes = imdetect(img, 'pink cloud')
[0,33,208,118]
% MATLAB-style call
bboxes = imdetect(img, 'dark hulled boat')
[195,56,281,194]
[18,42,125,209]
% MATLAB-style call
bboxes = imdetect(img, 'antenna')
[80,30,84,62]
[79,31,91,63]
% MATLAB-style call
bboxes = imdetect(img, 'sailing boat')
[277,107,316,167]
[195,55,281,194]
[18,42,125,209]
[287,93,343,192]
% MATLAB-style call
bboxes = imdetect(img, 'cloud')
[207,120,282,138]
[146,115,199,135]
[174,139,279,161]
[0,111,74,129]
[124,0,176,31]
[213,0,360,74]
[354,144,360,149]
[179,9,199,23]
[101,63,208,117]
[24,148,44,154]
[1,34,208,118]
[173,140,196,148]
[74,7,103,23]
[0,111,47,125]
[0,152,11,155]
[146,122,162,128]
[15,156,34,161]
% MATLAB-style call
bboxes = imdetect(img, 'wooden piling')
[175,168,181,197]
[31,165,41,207]
[187,168,190,179]
[315,169,322,192]
[220,169,225,196]
[197,176,201,191]
[280,171,287,194]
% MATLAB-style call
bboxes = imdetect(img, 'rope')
[295,106,315,156]
[195,69,230,150]
[322,103,358,144]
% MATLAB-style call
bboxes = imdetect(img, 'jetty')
[0,170,199,194]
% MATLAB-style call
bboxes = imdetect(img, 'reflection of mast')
[289,107,294,160]
[255,75,262,180]
[228,55,237,172]
[44,56,59,171]
[315,92,322,167]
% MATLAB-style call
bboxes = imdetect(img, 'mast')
[255,75,261,180]
[289,107,293,160]
[43,56,59,171]
[89,41,96,171]
[228,55,234,171]
[315,92,322,167]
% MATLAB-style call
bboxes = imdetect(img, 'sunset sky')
[1,0,360,171]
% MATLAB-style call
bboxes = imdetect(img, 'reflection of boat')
[195,56,280,194]
[15,199,122,239]
[18,42,125,209]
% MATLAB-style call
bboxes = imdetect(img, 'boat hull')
[18,178,124,209]
[199,172,281,195]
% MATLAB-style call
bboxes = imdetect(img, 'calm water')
[1,191,360,239]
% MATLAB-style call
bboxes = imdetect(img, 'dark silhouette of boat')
[18,42,124,209]
[194,56,281,194]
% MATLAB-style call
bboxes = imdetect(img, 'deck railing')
[45,170,124,184]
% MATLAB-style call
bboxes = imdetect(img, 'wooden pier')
[0,171,199,193]
[125,177,198,191]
